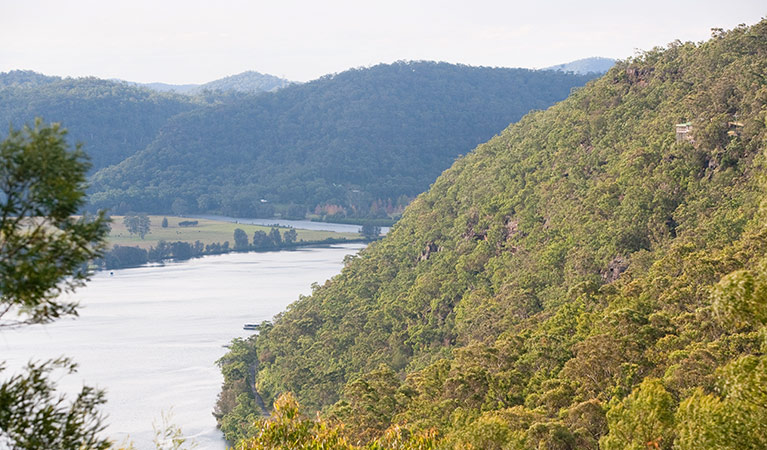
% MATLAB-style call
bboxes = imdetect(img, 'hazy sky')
[2,1,764,84]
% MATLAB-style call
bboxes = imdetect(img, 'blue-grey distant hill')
[544,57,616,74]
[137,81,200,94]
[128,71,292,95]
[88,61,599,219]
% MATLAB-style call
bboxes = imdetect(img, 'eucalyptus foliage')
[218,20,767,449]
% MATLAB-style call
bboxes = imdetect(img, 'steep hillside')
[218,22,767,449]
[88,61,594,217]
[0,74,197,170]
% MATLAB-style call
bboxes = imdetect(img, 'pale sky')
[2,0,764,84]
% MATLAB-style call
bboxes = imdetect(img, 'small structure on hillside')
[727,121,744,137]
[676,122,693,143]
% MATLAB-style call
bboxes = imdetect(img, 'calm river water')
[0,243,364,449]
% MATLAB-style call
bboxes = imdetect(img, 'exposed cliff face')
[218,21,767,448]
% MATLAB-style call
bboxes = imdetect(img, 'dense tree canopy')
[217,21,767,449]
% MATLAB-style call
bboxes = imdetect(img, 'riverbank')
[101,215,367,270]
[101,235,369,270]
[108,215,360,249]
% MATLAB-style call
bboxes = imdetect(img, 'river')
[0,243,365,449]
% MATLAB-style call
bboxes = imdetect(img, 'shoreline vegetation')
[308,215,397,227]
[99,215,369,270]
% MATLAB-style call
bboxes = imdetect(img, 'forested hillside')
[87,62,594,218]
[0,73,197,170]
[217,22,767,449]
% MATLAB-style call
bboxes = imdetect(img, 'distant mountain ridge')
[123,70,292,95]
[198,71,292,93]
[136,81,200,94]
[544,56,616,74]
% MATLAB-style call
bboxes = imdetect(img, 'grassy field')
[108,215,361,249]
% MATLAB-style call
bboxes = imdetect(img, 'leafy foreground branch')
[0,119,200,450]
[0,120,110,448]
[0,358,109,449]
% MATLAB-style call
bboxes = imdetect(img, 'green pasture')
[107,215,360,249]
